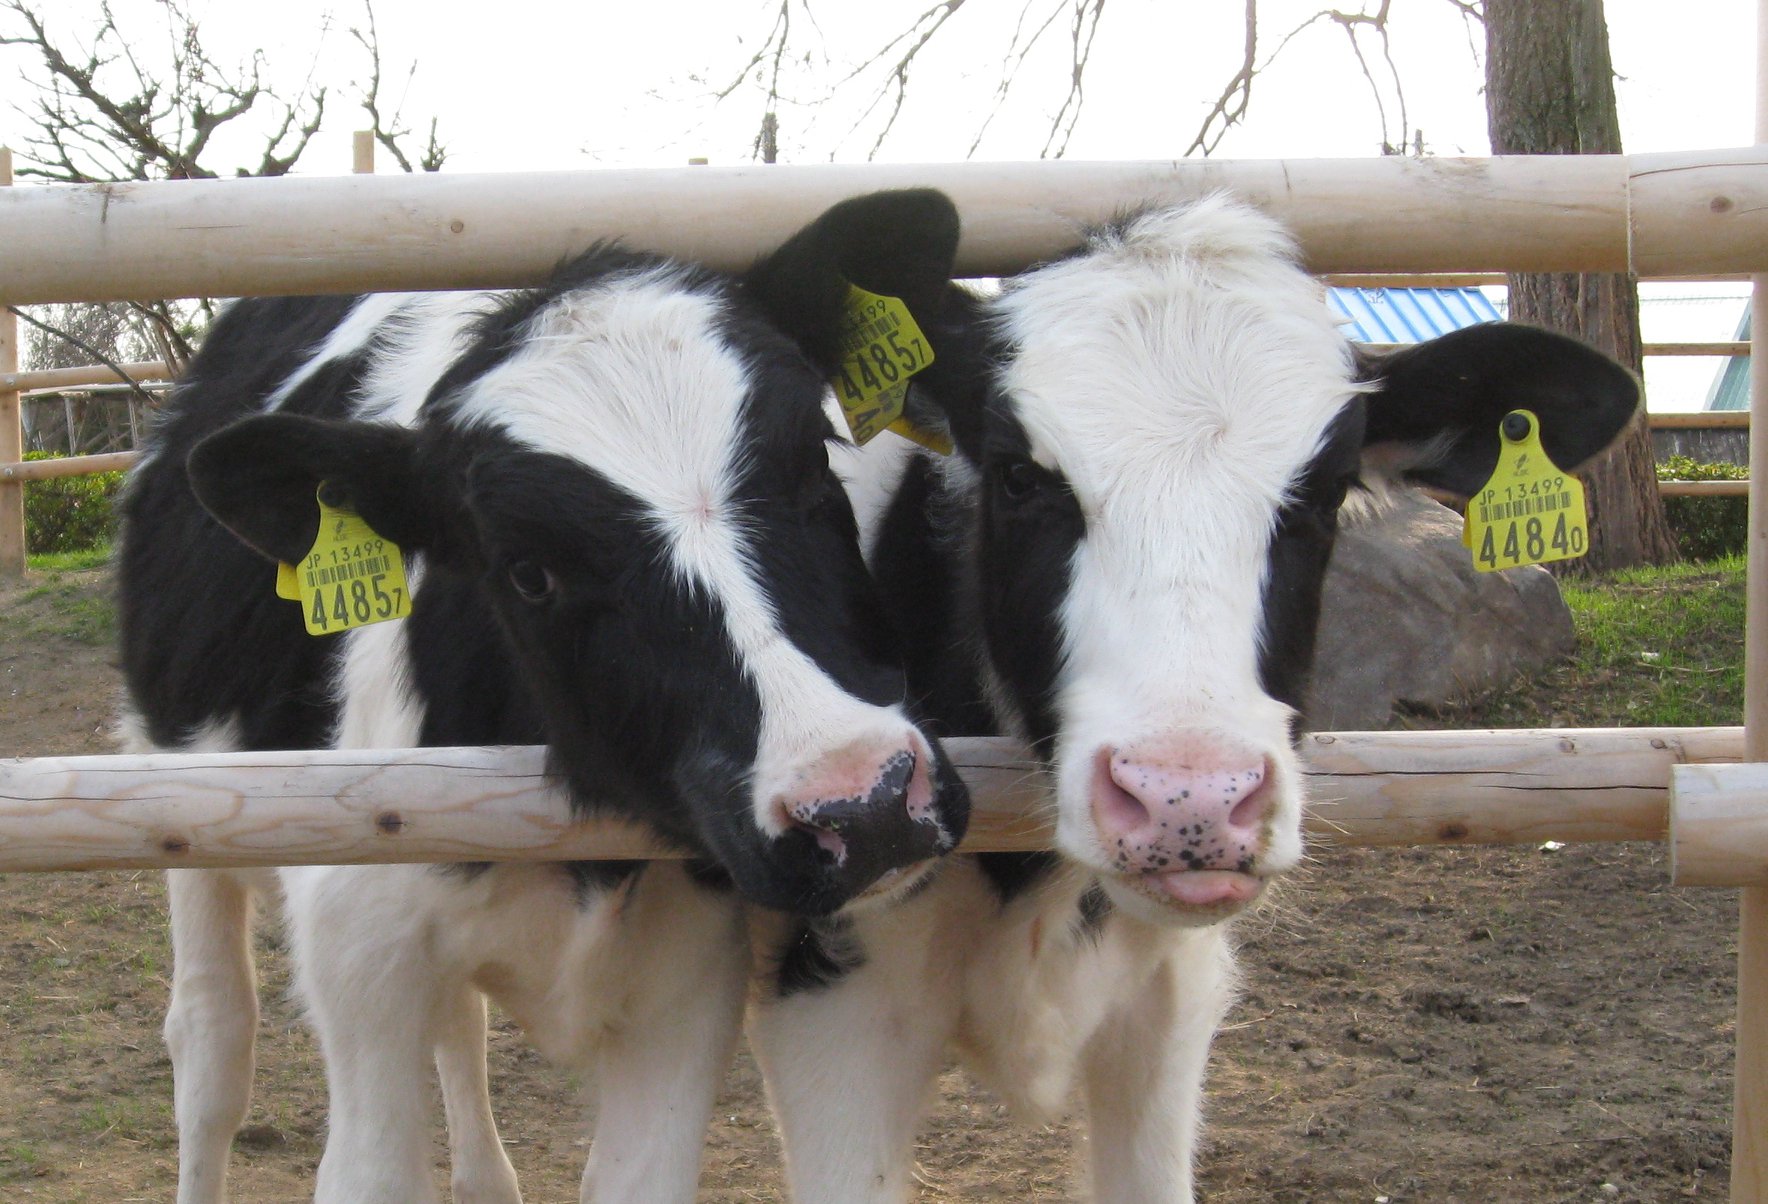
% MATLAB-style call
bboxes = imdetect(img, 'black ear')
[186,414,429,565]
[903,283,995,462]
[744,188,962,375]
[1358,323,1640,496]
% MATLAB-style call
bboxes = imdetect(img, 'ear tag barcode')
[1462,409,1590,573]
[833,284,945,450]
[280,487,412,636]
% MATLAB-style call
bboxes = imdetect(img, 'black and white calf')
[116,190,969,1203]
[748,196,1640,1201]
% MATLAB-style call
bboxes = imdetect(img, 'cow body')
[117,191,969,1203]
[749,196,1640,1201]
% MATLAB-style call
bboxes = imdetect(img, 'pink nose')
[1090,736,1272,876]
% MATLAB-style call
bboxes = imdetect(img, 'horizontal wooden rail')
[1650,411,1752,429]
[0,360,169,393]
[1672,762,1768,885]
[1648,341,1752,357]
[0,450,138,482]
[3,148,1768,303]
[1327,273,1756,286]
[0,727,1742,873]
[1366,342,1749,358]
[1659,479,1750,496]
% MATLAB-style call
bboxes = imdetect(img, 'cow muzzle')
[1087,729,1285,921]
[772,732,959,903]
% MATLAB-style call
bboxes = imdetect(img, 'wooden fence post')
[353,130,374,175]
[1735,0,1768,1194]
[0,148,23,578]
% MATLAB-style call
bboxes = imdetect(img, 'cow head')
[185,189,972,916]
[916,195,1637,926]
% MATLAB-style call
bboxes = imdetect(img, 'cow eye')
[996,459,1042,502]
[507,560,557,603]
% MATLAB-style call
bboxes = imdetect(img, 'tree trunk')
[1485,0,1678,572]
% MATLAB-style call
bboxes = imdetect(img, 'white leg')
[165,868,263,1204]
[1080,928,1235,1204]
[436,985,522,1204]
[286,868,444,1204]
[749,913,957,1204]
[578,872,748,1204]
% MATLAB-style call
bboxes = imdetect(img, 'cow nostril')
[1227,762,1273,830]
[1094,749,1151,835]
[800,822,847,863]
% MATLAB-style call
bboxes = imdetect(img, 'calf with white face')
[116,190,968,1203]
[749,196,1639,1201]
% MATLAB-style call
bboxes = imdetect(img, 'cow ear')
[1358,323,1641,496]
[186,414,431,565]
[744,188,962,375]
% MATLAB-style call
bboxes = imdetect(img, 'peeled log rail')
[0,727,1746,874]
[0,451,138,482]
[0,360,169,393]
[1672,762,1768,886]
[3,149,1768,303]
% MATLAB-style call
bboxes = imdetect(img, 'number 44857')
[309,573,405,631]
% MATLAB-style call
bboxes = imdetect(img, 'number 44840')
[1476,512,1586,569]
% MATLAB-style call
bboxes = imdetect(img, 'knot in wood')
[375,812,406,834]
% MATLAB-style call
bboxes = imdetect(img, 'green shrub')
[22,451,124,555]
[1657,454,1747,562]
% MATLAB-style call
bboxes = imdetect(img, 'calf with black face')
[748,195,1639,1202]
[117,190,968,1203]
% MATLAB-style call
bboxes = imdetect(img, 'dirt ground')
[0,567,1738,1201]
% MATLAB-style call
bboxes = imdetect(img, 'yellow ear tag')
[282,486,413,635]
[833,284,946,450]
[1462,409,1590,573]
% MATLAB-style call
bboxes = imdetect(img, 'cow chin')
[694,814,950,918]
[1093,864,1270,928]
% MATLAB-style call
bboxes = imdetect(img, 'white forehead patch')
[992,195,1361,529]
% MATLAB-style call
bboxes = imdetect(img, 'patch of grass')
[7,561,117,647]
[13,578,116,647]
[27,545,112,574]
[1408,555,1745,731]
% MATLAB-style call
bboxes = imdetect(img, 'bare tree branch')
[838,1,970,160]
[350,3,446,172]
[1185,2,1425,159]
[964,0,1069,157]
[1040,0,1106,159]
[1184,1,1259,157]
[2,0,442,387]
[8,306,159,407]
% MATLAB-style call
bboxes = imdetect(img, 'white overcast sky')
[0,1,1754,172]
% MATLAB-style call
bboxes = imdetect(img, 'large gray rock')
[1307,490,1575,730]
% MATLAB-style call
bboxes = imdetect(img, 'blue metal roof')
[1705,303,1750,411]
[1326,286,1502,344]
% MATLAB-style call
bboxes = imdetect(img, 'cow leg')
[435,984,522,1204]
[284,867,443,1204]
[578,869,747,1204]
[749,909,956,1204]
[165,868,264,1204]
[1079,927,1235,1204]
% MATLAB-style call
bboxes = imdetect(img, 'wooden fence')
[2,138,1768,1195]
